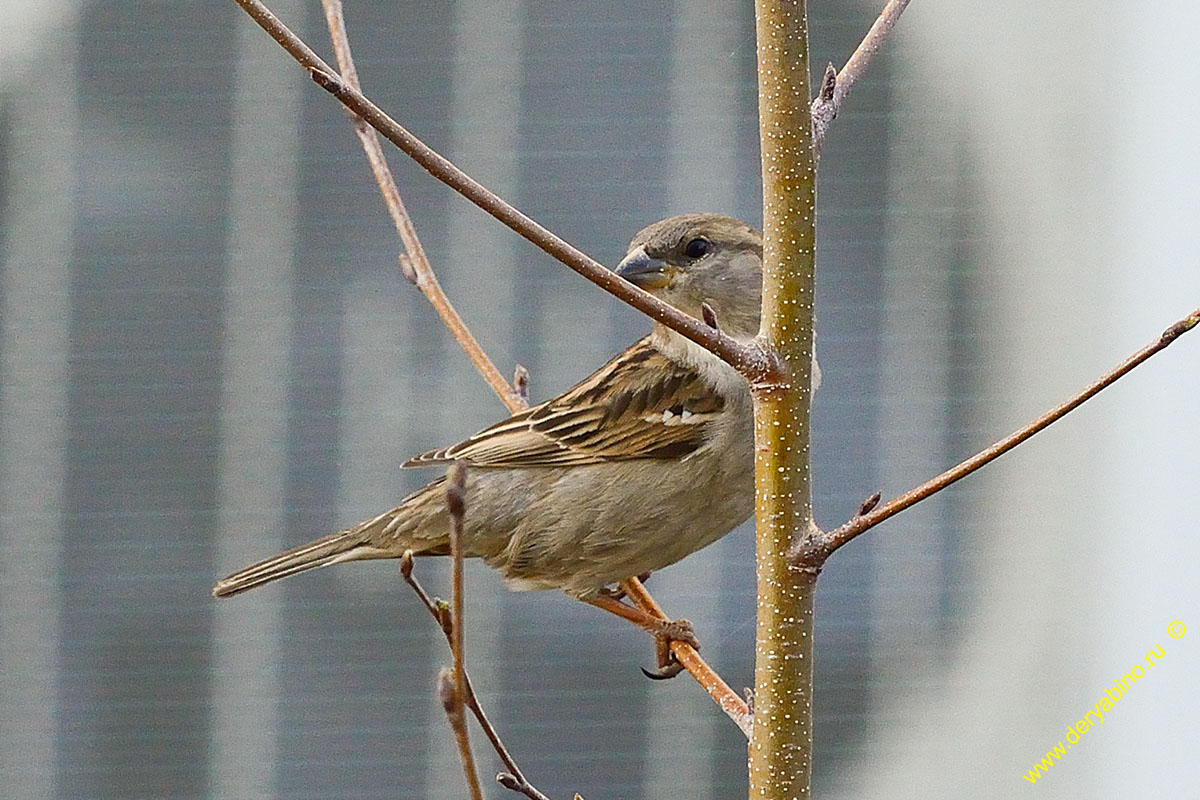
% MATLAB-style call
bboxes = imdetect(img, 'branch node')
[445,463,468,519]
[1162,310,1200,343]
[810,0,911,152]
[787,527,829,574]
[436,664,483,800]
[497,769,557,800]
[435,599,454,636]
[397,253,418,285]
[700,302,720,330]
[747,343,791,393]
[513,364,530,406]
[857,491,882,516]
[308,64,342,93]
[819,62,837,102]
[437,666,459,714]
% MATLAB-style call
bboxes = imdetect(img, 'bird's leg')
[595,572,651,603]
[584,591,699,680]
[617,574,690,679]
[596,585,627,603]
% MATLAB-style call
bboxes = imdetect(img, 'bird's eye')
[683,237,711,259]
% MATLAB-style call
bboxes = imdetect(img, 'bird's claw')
[642,658,687,680]
[640,618,699,680]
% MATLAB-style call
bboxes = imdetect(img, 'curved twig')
[793,307,1200,568]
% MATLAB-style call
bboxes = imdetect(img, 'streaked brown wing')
[403,337,724,468]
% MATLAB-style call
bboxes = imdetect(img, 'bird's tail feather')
[213,497,437,598]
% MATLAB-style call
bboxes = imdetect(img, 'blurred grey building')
[1,1,1197,799]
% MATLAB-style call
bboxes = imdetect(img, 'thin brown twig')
[319,5,533,787]
[793,306,1200,568]
[399,553,552,800]
[232,0,778,386]
[496,772,555,800]
[620,578,753,738]
[811,0,912,155]
[439,464,483,800]
[318,0,526,412]
[444,465,469,712]
[437,668,483,800]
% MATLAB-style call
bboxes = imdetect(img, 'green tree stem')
[751,0,817,797]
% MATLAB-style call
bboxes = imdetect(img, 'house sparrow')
[214,214,794,645]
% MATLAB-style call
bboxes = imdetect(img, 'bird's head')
[616,213,763,340]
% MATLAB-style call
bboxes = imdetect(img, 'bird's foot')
[640,617,698,680]
[583,591,699,679]
[649,616,699,650]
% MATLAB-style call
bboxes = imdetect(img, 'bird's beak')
[616,246,672,290]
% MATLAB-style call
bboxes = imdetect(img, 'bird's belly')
[477,444,754,598]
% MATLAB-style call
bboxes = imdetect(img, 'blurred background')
[2,1,1198,798]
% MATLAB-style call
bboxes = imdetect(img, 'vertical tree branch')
[445,465,469,710]
[441,464,482,799]
[752,1,818,798]
[400,553,552,800]
[438,668,483,800]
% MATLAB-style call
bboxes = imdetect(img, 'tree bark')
[750,0,818,797]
